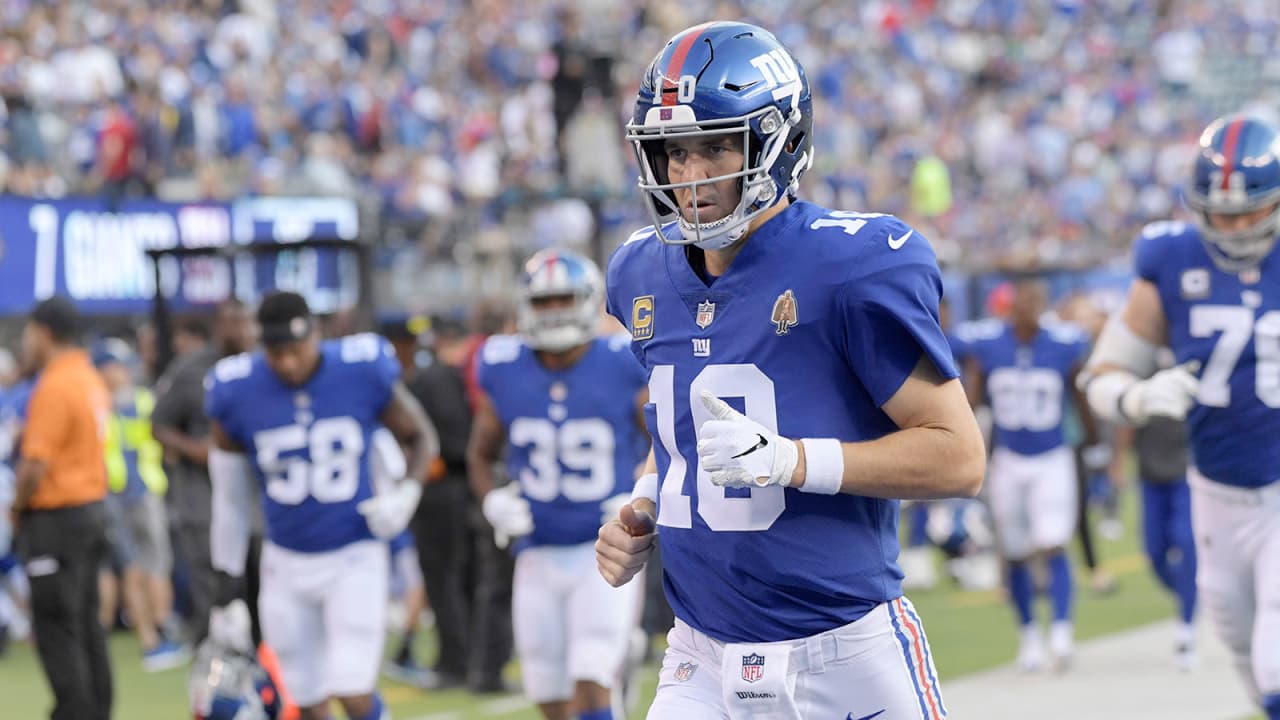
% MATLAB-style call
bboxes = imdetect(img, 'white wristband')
[798,439,844,495]
[632,472,659,503]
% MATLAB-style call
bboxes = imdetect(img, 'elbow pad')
[209,447,254,577]
[1080,314,1159,384]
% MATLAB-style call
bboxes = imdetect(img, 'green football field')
[0,499,1210,719]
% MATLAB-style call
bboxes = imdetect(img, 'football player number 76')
[1190,305,1280,408]
[648,363,786,532]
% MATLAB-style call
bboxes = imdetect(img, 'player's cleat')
[1175,623,1197,672]
[1175,642,1198,673]
[382,655,439,689]
[143,639,192,673]
[1017,626,1045,672]
[1049,621,1074,672]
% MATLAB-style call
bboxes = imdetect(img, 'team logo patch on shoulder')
[771,289,798,335]
[741,653,765,683]
[631,295,655,340]
[696,299,716,329]
[1180,268,1210,299]
[674,661,697,682]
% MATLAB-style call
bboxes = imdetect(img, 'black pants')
[18,501,113,720]
[175,521,217,644]
[411,477,472,679]
[468,503,515,689]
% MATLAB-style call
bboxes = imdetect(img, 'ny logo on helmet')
[749,49,800,101]
[1208,170,1248,205]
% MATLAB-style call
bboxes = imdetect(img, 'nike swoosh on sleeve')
[887,230,913,250]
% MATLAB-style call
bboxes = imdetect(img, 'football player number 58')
[255,417,365,504]
[649,363,786,532]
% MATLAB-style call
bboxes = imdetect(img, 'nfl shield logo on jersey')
[741,653,765,683]
[696,300,716,329]
[674,661,697,682]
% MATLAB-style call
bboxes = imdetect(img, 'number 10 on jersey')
[648,363,785,533]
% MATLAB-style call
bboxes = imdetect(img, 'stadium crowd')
[0,0,1277,275]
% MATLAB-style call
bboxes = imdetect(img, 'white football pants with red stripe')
[646,596,946,719]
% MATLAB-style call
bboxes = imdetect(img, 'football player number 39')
[649,363,785,532]
[255,417,364,505]
[1191,305,1280,407]
[509,418,616,503]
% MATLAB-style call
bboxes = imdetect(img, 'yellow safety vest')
[104,388,168,496]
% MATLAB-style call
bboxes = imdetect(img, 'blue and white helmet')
[516,249,604,353]
[1185,114,1280,271]
[625,22,814,250]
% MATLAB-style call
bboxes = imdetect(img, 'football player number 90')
[255,417,365,504]
[649,363,786,532]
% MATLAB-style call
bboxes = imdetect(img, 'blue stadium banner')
[0,195,360,316]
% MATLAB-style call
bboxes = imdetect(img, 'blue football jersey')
[605,201,958,644]
[204,333,400,553]
[478,334,649,549]
[963,319,1090,455]
[1135,220,1280,488]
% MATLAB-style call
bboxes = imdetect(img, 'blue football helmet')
[516,249,604,353]
[1185,114,1280,271]
[625,22,814,250]
[188,643,280,720]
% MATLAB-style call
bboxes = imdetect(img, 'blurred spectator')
[151,299,258,645]
[93,338,188,672]
[0,1,1276,282]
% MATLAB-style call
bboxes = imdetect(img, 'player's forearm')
[466,447,502,499]
[153,426,209,464]
[796,425,984,500]
[402,422,436,486]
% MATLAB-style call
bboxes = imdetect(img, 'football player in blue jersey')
[595,22,985,719]
[1082,114,1280,719]
[204,292,437,720]
[467,249,650,720]
[960,278,1100,672]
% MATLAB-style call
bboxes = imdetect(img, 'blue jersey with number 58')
[204,334,400,553]
[478,334,649,549]
[606,201,958,644]
[961,319,1090,455]
[1135,220,1280,488]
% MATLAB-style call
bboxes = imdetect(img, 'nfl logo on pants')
[741,653,765,683]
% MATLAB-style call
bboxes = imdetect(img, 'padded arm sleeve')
[209,447,254,577]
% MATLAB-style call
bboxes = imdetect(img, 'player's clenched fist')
[596,501,656,587]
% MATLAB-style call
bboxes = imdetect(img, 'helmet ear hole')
[786,131,806,154]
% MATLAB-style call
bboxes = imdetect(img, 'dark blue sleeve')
[842,226,959,407]
[1133,226,1168,283]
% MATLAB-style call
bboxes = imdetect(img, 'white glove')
[482,483,533,548]
[357,480,423,540]
[696,390,798,488]
[601,493,632,525]
[208,599,253,654]
[1120,364,1200,424]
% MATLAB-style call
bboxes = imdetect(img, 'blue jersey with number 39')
[606,201,958,644]
[1135,220,1280,488]
[478,334,649,549]
[204,334,400,553]
[961,319,1090,455]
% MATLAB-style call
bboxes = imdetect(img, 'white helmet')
[516,249,604,353]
